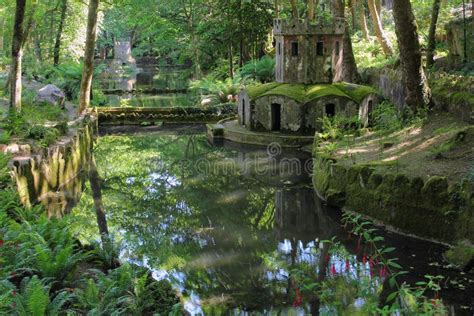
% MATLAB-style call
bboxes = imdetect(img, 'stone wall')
[362,68,406,110]
[363,68,474,123]
[446,16,474,65]
[312,156,474,244]
[10,117,96,217]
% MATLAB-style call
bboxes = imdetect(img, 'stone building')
[114,41,136,66]
[274,17,345,84]
[236,18,379,135]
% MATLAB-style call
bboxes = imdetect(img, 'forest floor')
[0,77,78,121]
[324,112,473,184]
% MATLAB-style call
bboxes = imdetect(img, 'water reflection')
[72,131,474,315]
[98,65,196,108]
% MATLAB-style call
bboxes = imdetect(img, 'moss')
[305,84,351,102]
[332,82,378,103]
[368,173,383,189]
[329,164,347,191]
[422,176,449,199]
[346,167,360,184]
[260,83,307,103]
[325,189,346,206]
[410,177,425,194]
[247,82,378,104]
[313,157,332,196]
[246,82,282,100]
[444,242,474,270]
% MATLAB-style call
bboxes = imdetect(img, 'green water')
[105,93,197,108]
[71,130,473,315]
[100,68,196,108]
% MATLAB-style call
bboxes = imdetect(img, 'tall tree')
[392,0,432,112]
[10,0,27,111]
[367,0,393,56]
[355,0,369,40]
[333,0,360,83]
[78,0,100,114]
[54,0,68,66]
[289,0,299,18]
[426,0,441,67]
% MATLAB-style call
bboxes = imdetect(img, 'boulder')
[36,84,65,108]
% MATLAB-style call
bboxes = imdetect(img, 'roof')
[246,82,378,104]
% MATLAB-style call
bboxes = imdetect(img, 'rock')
[444,241,474,271]
[36,84,65,108]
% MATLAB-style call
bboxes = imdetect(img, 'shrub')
[237,56,275,83]
[370,101,403,132]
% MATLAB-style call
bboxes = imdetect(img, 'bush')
[237,56,275,83]
[370,101,403,132]
[317,115,361,141]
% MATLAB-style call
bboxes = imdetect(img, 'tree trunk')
[356,0,369,40]
[228,42,234,79]
[89,156,109,244]
[375,0,382,13]
[275,0,279,18]
[350,0,357,30]
[393,0,432,112]
[426,0,441,68]
[333,0,360,83]
[290,0,299,18]
[341,24,361,83]
[10,0,27,111]
[308,0,316,20]
[78,0,99,114]
[368,0,393,56]
[31,21,43,63]
[0,17,5,57]
[54,0,68,66]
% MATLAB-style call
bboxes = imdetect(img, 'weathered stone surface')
[10,118,96,217]
[445,16,474,65]
[312,158,473,244]
[36,84,65,108]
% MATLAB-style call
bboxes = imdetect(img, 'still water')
[99,65,197,108]
[72,127,473,315]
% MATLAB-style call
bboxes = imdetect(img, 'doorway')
[325,103,336,117]
[271,103,281,131]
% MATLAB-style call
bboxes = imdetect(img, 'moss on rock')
[444,242,474,270]
[247,82,378,104]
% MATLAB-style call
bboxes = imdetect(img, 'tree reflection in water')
[70,132,408,314]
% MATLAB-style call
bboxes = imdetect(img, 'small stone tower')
[274,18,345,84]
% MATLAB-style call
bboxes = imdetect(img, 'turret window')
[317,41,324,56]
[335,41,340,56]
[291,42,299,57]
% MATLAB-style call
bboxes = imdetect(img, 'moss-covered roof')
[246,82,377,104]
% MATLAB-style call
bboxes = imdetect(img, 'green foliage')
[28,126,61,148]
[370,101,404,132]
[75,264,179,315]
[0,152,11,187]
[190,75,240,103]
[13,276,71,316]
[317,115,361,141]
[237,56,275,83]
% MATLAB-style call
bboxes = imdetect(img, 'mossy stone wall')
[10,117,96,217]
[312,156,474,244]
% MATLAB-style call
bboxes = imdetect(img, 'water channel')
[70,125,473,315]
[67,67,474,314]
